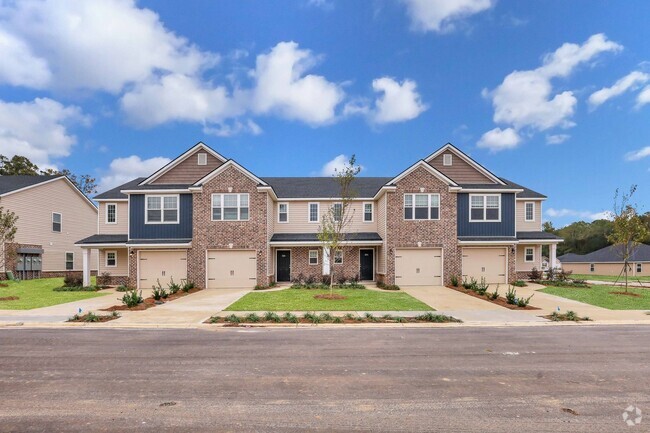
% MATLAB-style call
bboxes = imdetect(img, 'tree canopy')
[0,155,97,195]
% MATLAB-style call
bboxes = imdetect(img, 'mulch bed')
[314,294,347,300]
[0,296,18,301]
[0,283,9,287]
[101,287,203,312]
[67,313,121,323]
[446,285,541,310]
[609,291,642,297]
[207,317,461,326]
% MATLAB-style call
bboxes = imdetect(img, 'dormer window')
[443,154,452,166]
[198,153,208,165]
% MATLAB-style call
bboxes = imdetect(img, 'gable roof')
[262,177,391,199]
[94,177,145,200]
[139,142,227,186]
[558,243,650,263]
[387,160,460,188]
[501,178,547,199]
[424,143,506,185]
[193,160,268,187]
[0,175,62,195]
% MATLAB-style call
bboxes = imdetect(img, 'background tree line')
[0,155,97,195]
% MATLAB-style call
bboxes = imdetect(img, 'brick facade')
[279,246,366,283]
[187,166,269,288]
[384,166,460,285]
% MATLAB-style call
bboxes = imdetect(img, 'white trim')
[403,193,440,221]
[373,185,396,201]
[128,242,191,248]
[193,160,268,187]
[52,211,62,233]
[424,143,506,185]
[122,189,190,194]
[524,246,534,263]
[78,243,128,248]
[308,202,320,223]
[65,251,74,271]
[197,152,208,166]
[363,202,374,223]
[105,250,117,268]
[105,203,118,224]
[144,194,179,224]
[388,160,459,187]
[0,176,98,211]
[257,185,278,201]
[516,197,547,201]
[469,194,501,222]
[308,249,319,265]
[274,197,376,202]
[460,188,523,193]
[95,198,128,202]
[333,249,343,264]
[524,201,535,222]
[139,142,227,185]
[443,153,452,166]
[636,263,642,273]
[458,240,518,245]
[278,202,289,223]
[269,240,383,247]
[211,193,250,221]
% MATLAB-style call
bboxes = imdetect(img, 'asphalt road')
[0,326,649,433]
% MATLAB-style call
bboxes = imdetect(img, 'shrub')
[121,290,143,308]
[115,285,129,292]
[302,312,317,321]
[336,274,347,285]
[516,294,533,307]
[394,316,406,323]
[63,274,83,287]
[364,312,378,322]
[304,275,316,286]
[264,311,281,323]
[382,314,393,320]
[528,267,542,281]
[208,316,221,323]
[245,313,260,323]
[320,313,334,322]
[168,278,181,294]
[84,312,100,322]
[380,284,400,291]
[450,275,459,287]
[565,310,577,321]
[96,272,111,286]
[489,286,499,300]
[463,277,478,292]
[292,273,306,285]
[151,283,168,301]
[181,280,194,293]
[415,312,460,323]
[225,314,240,324]
[332,316,343,324]
[54,286,99,292]
[512,280,527,287]
[344,313,355,320]
[476,277,489,296]
[505,286,517,305]
[282,312,299,323]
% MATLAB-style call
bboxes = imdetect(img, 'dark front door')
[359,249,374,281]
[276,250,291,282]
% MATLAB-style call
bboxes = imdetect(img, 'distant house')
[558,243,650,277]
[0,175,98,279]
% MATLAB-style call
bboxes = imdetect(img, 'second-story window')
[363,203,373,222]
[146,195,178,223]
[106,203,117,224]
[333,203,343,222]
[309,203,319,222]
[278,203,289,223]
[525,202,535,221]
[52,212,62,232]
[470,194,500,222]
[212,193,249,221]
[403,194,440,220]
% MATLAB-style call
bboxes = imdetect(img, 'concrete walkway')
[400,285,548,324]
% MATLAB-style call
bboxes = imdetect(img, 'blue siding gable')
[457,193,515,237]
[129,194,193,240]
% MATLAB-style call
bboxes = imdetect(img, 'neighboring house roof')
[0,175,62,195]
[261,177,392,199]
[126,238,192,245]
[516,231,562,241]
[457,236,518,243]
[94,177,145,200]
[270,232,382,242]
[558,243,650,263]
[500,178,547,199]
[76,234,128,245]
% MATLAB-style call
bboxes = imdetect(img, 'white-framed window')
[525,202,535,222]
[145,195,179,224]
[636,263,642,273]
[308,203,319,223]
[106,203,117,224]
[65,252,74,270]
[278,203,289,223]
[469,194,500,222]
[334,249,343,264]
[404,193,440,220]
[443,153,452,166]
[309,250,318,265]
[105,251,117,268]
[524,247,534,262]
[197,152,207,165]
[212,193,249,221]
[363,202,373,222]
[52,212,62,232]
[333,203,343,222]
[590,263,595,272]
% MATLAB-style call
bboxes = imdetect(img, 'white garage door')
[462,247,507,284]
[395,248,442,286]
[207,250,257,289]
[139,250,187,289]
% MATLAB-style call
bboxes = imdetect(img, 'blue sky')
[1,0,649,226]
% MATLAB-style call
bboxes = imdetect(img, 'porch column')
[322,247,330,275]
[82,248,91,287]
[550,243,557,269]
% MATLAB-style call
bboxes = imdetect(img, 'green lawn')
[571,273,650,283]
[225,288,433,311]
[540,285,650,310]
[0,277,105,310]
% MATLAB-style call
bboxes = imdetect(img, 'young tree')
[607,185,649,291]
[0,155,40,175]
[317,155,361,297]
[0,207,19,273]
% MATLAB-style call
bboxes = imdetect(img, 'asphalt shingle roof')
[94,177,145,200]
[262,177,392,199]
[270,232,382,242]
[558,243,650,263]
[516,231,562,240]
[500,178,547,199]
[0,175,62,195]
[457,236,518,242]
[76,234,128,245]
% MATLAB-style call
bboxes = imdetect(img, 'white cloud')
[306,0,335,10]
[546,208,612,221]
[0,0,215,92]
[251,41,345,125]
[477,127,521,152]
[203,119,263,137]
[546,134,570,145]
[636,85,650,109]
[480,34,622,151]
[624,146,650,161]
[588,71,650,108]
[370,77,428,123]
[0,28,51,88]
[0,98,86,168]
[319,154,364,176]
[401,0,494,33]
[98,155,171,192]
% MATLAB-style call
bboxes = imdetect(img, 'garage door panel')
[139,250,187,289]
[207,250,257,289]
[395,248,442,286]
[462,247,507,284]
